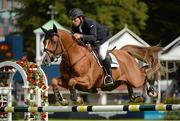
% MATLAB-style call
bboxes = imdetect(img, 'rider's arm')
[81,22,97,43]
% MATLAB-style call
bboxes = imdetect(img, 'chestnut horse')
[41,25,163,105]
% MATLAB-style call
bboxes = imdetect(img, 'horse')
[41,24,164,105]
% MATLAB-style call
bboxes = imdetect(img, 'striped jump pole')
[1,104,180,112]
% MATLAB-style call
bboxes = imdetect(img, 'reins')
[44,33,64,62]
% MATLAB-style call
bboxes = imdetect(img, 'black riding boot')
[102,55,114,86]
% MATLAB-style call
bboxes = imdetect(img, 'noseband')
[44,32,78,64]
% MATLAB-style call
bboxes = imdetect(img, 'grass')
[12,119,180,121]
[46,119,179,121]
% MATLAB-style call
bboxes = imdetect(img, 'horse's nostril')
[43,58,49,65]
[45,59,48,62]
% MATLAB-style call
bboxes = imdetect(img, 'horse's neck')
[60,30,81,52]
[60,30,87,64]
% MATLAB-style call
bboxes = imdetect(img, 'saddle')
[90,48,119,68]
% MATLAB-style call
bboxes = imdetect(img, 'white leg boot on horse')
[53,87,69,105]
[68,78,86,105]
[145,69,158,98]
[70,89,84,105]
[126,82,144,103]
[146,81,158,98]
[52,78,69,105]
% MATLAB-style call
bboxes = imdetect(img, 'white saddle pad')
[109,53,119,68]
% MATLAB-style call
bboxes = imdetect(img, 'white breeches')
[99,41,109,60]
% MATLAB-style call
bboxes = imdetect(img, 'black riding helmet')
[68,8,84,20]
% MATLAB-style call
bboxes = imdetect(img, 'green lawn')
[46,119,179,121]
[13,119,180,121]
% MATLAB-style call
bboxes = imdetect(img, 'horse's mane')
[59,29,91,50]
[59,29,73,38]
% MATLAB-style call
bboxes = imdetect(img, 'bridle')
[43,31,87,67]
[44,33,65,62]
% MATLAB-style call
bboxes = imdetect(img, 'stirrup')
[104,75,114,86]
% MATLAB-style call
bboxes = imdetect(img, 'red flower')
[31,79,36,84]
[29,64,37,68]
[22,56,28,62]
[16,60,22,66]
[32,112,36,114]
[27,76,32,81]
[28,69,33,73]
[42,113,47,118]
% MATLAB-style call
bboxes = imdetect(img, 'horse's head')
[41,24,63,66]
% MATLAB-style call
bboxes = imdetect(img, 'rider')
[68,8,114,86]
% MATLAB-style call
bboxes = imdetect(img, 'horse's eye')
[45,35,49,40]
[52,40,56,44]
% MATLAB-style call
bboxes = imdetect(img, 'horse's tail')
[121,44,166,79]
[121,44,161,62]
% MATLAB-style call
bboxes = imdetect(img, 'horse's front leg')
[51,77,69,105]
[69,88,84,105]
[126,82,144,103]
[68,76,90,105]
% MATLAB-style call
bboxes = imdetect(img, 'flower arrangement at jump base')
[16,56,48,121]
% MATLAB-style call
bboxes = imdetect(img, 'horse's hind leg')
[146,80,158,98]
[145,68,158,98]
[51,77,69,105]
[126,83,144,103]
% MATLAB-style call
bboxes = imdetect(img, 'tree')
[141,0,180,46]
[15,0,148,61]
[66,0,148,35]
[16,0,69,61]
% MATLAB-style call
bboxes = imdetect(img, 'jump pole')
[1,104,180,112]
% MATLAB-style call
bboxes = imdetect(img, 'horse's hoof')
[55,99,69,106]
[147,86,158,98]
[134,96,144,103]
[74,96,84,105]
[148,91,158,98]
[130,96,144,103]
[60,99,69,105]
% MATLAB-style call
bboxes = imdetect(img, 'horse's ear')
[53,24,57,33]
[41,27,48,34]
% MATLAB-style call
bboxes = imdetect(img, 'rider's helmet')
[68,8,84,20]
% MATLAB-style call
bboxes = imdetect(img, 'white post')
[100,93,107,105]
[36,88,42,120]
[165,61,169,90]
[157,53,161,103]
[35,33,41,65]
[7,72,14,121]
[157,73,161,103]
